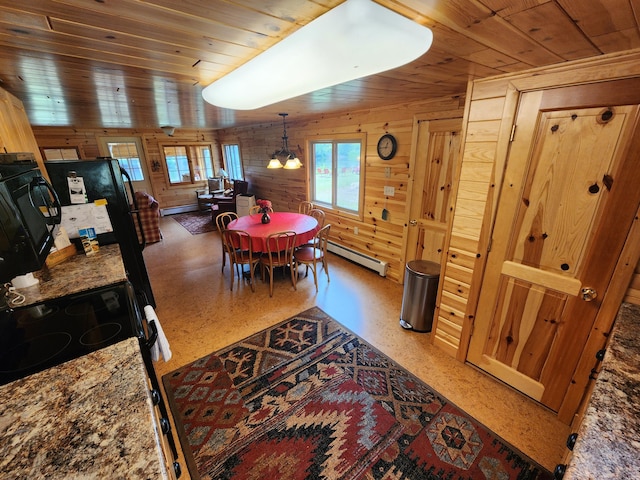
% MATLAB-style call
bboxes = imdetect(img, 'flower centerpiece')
[256,198,272,224]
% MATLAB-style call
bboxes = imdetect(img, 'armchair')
[196,177,224,211]
[215,180,249,215]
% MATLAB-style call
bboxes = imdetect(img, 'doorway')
[404,117,462,266]
[97,136,153,197]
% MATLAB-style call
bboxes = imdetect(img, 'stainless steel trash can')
[399,260,440,332]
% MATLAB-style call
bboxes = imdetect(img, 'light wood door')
[405,117,462,265]
[467,80,640,417]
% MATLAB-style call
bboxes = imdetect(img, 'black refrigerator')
[45,159,156,307]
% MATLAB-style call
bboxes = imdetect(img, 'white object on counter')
[144,305,172,362]
[11,273,39,289]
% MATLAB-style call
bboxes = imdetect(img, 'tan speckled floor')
[144,215,570,478]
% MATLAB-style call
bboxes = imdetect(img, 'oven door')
[0,281,143,386]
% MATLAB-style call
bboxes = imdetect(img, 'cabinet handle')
[566,432,578,450]
[554,464,566,479]
[173,461,182,478]
[160,417,171,435]
[150,389,161,405]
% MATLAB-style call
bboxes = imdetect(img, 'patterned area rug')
[171,211,216,235]
[163,307,553,480]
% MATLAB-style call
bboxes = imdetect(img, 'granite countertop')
[0,337,169,478]
[564,302,640,479]
[10,243,127,307]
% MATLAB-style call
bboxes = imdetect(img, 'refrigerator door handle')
[120,167,147,250]
[30,175,62,228]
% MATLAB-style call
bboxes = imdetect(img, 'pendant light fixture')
[202,0,433,110]
[267,113,301,169]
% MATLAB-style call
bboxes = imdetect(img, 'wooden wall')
[28,95,465,283]
[216,96,466,282]
[30,127,222,210]
[432,49,640,359]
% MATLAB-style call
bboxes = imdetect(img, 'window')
[162,144,215,185]
[223,144,243,180]
[107,142,144,181]
[310,138,364,213]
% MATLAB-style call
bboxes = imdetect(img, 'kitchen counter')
[0,337,169,478]
[564,302,640,479]
[11,243,127,307]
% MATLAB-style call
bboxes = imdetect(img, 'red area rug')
[171,211,216,235]
[163,307,553,480]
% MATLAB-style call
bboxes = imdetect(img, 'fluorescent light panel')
[202,0,433,110]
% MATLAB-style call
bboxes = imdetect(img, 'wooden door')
[467,80,640,416]
[405,117,462,265]
[98,137,154,197]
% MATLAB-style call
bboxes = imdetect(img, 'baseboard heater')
[160,204,199,216]
[327,240,388,277]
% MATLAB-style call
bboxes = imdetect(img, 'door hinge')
[509,124,517,142]
[487,237,493,253]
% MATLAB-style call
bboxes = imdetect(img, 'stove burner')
[0,332,72,374]
[79,322,123,347]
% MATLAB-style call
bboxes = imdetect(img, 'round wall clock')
[377,133,397,160]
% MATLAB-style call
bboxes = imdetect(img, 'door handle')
[581,287,597,302]
[409,220,417,226]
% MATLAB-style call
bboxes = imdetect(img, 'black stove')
[0,281,144,386]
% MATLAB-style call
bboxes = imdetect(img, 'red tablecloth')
[227,212,319,252]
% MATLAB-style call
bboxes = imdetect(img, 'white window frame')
[309,134,365,217]
[222,143,244,180]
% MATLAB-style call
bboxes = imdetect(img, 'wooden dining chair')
[216,212,238,272]
[222,229,259,292]
[298,201,314,215]
[293,224,331,292]
[250,205,273,214]
[260,231,297,297]
[308,208,325,228]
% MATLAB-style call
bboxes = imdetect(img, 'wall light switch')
[384,186,395,196]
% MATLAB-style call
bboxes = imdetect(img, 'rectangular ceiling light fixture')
[202,0,433,110]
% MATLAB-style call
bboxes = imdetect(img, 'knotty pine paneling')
[31,126,222,210]
[432,50,640,363]
[217,96,466,282]
[29,94,465,283]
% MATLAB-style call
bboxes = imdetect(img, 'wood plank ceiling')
[0,0,638,130]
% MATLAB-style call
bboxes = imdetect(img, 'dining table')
[226,211,320,252]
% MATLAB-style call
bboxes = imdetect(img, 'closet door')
[467,79,640,419]
[404,117,462,265]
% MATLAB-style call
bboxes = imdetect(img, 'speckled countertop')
[11,243,127,307]
[564,302,640,479]
[0,337,169,479]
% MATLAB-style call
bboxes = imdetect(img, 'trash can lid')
[406,260,440,277]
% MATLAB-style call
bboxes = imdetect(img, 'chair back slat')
[216,212,238,232]
[309,208,325,228]
[265,231,297,266]
[298,201,314,215]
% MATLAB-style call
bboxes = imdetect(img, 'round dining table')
[226,211,319,252]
